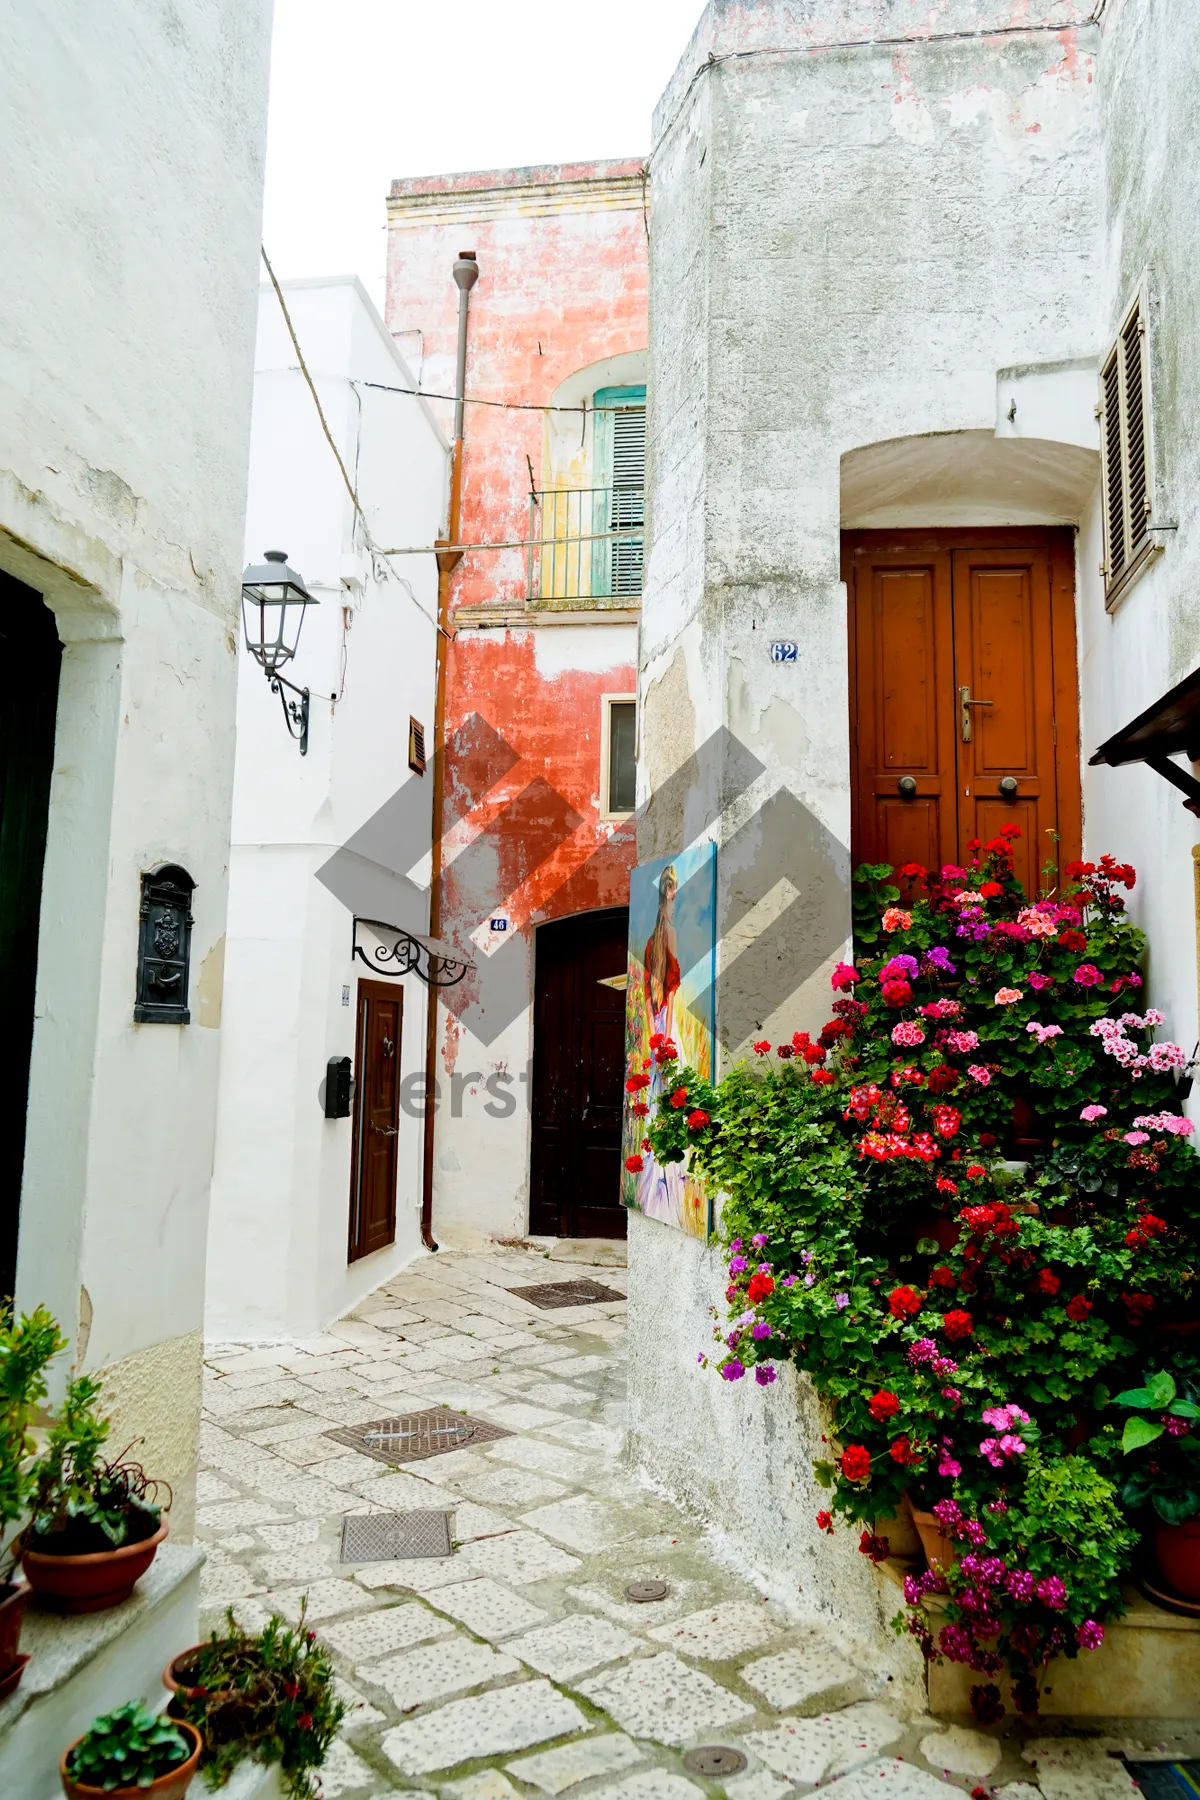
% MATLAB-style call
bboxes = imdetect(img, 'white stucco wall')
[0,0,273,1533]
[206,278,448,1340]
[633,0,1114,1642]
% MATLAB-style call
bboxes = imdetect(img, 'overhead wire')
[260,246,448,639]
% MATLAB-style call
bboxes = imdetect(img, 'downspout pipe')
[421,250,478,1252]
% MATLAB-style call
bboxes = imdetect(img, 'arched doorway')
[529,906,629,1238]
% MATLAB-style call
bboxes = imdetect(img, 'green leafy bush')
[65,1700,191,1792]
[1115,1361,1200,1524]
[26,1374,168,1556]
[0,1304,65,1574]
[168,1606,345,1798]
[644,836,1200,1719]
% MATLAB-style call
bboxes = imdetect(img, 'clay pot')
[59,1720,201,1800]
[910,1506,957,1573]
[1153,1516,1200,1603]
[874,1499,921,1564]
[0,1580,29,1682]
[24,1519,168,1614]
[163,1644,208,1697]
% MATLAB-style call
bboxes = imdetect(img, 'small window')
[1100,287,1159,608]
[408,717,427,775]
[602,696,636,817]
[592,387,646,599]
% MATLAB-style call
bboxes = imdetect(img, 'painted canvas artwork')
[622,843,717,1237]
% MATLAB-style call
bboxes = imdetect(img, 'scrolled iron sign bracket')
[351,917,473,989]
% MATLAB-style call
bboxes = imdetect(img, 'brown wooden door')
[846,529,1080,893]
[349,979,402,1262]
[529,908,629,1239]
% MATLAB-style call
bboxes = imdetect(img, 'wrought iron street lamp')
[240,548,319,753]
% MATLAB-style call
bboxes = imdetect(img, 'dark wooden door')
[348,979,402,1262]
[0,576,62,1302]
[529,907,629,1239]
[846,529,1081,894]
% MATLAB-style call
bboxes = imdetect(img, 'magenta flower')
[754,1364,777,1385]
[932,1356,959,1377]
[907,1338,938,1365]
[751,1321,772,1340]
[729,1255,748,1274]
[932,1498,963,1529]
[1005,1569,1036,1602]
[1036,1575,1068,1610]
[721,1359,746,1381]
[941,1387,962,1406]
[1073,963,1102,987]
[781,1274,798,1287]
[1077,1619,1105,1649]
[751,1232,768,1248]
[937,1453,962,1477]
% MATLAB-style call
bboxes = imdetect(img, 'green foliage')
[169,1606,346,1798]
[0,1304,65,1569]
[27,1375,166,1555]
[66,1701,191,1792]
[642,839,1200,1718]
[1114,1359,1200,1523]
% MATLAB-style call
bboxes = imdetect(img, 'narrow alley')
[198,1251,1184,1799]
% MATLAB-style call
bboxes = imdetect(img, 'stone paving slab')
[202,1243,1176,1799]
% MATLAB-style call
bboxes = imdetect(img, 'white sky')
[262,0,706,310]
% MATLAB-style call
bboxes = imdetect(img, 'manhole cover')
[682,1748,748,1778]
[340,1509,452,1562]
[323,1407,512,1466]
[625,1580,669,1603]
[507,1280,626,1309]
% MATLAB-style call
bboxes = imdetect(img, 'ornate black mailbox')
[134,864,196,1024]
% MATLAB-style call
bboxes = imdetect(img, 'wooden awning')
[1089,664,1200,813]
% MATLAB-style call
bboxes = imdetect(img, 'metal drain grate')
[1124,1763,1200,1798]
[682,1748,748,1778]
[340,1509,452,1563]
[323,1407,513,1466]
[507,1279,626,1309]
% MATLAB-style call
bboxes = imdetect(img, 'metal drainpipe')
[421,250,478,1252]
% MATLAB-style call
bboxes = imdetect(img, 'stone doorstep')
[877,1563,1200,1720]
[0,1543,202,1800]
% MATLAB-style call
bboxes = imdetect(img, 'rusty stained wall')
[385,164,647,1244]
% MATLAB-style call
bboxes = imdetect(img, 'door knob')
[373,1124,398,1137]
[897,776,917,799]
[960,686,994,742]
[998,776,1018,800]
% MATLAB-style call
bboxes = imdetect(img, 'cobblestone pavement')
[199,1245,1180,1800]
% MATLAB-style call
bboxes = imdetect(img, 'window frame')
[599,692,637,821]
[591,385,646,601]
[1100,281,1162,613]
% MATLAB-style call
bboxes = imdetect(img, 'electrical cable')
[261,246,449,640]
[360,380,642,416]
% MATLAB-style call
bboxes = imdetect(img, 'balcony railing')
[525,485,644,604]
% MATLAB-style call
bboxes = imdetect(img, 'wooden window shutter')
[1100,289,1155,605]
[408,716,426,775]
[591,385,646,599]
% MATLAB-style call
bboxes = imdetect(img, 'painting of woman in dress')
[622,844,716,1237]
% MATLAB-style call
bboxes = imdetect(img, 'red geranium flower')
[977,1133,997,1149]
[1057,929,1088,953]
[1064,1294,1093,1322]
[928,1265,956,1290]
[776,1044,794,1060]
[802,1042,828,1065]
[888,1285,923,1320]
[882,979,913,1007]
[868,1389,900,1421]
[625,1073,650,1093]
[840,1444,872,1483]
[624,1154,644,1173]
[899,862,926,881]
[297,1713,313,1730]
[943,1309,974,1340]
[889,1434,920,1466]
[753,1039,771,1053]
[979,881,1004,898]
[747,1271,775,1304]
[631,1102,649,1117]
[859,1530,890,1563]
[686,1109,710,1130]
[1035,1268,1061,1296]
[284,1682,300,1699]
[926,1066,960,1096]
[669,1087,689,1109]
[936,1176,959,1196]
[966,1163,987,1179]
[1123,1291,1156,1324]
[816,1509,834,1534]
[811,1068,836,1085]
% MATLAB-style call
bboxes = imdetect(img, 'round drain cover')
[624,1579,669,1603]
[682,1747,748,1778]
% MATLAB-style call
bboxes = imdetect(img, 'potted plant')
[21,1374,170,1612]
[60,1701,200,1799]
[0,1302,66,1694]
[1114,1364,1200,1603]
[164,1607,345,1797]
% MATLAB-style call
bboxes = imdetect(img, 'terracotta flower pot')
[910,1507,957,1573]
[163,1643,209,1697]
[24,1519,168,1614]
[59,1720,201,1800]
[1153,1515,1200,1603]
[0,1580,29,1681]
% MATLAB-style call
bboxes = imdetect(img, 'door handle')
[960,686,994,743]
[998,776,1018,800]
[372,1124,399,1137]
[897,776,917,800]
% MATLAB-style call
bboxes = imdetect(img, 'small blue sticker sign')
[489,917,508,932]
[770,640,799,663]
